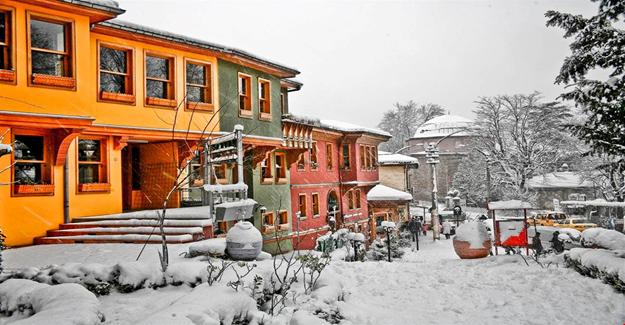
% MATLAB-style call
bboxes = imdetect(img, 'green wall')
[217,59,283,138]
[218,59,292,254]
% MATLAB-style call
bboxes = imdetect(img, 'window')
[359,145,366,170]
[342,144,350,169]
[29,15,74,87]
[0,9,13,72]
[326,143,333,171]
[263,212,275,226]
[310,144,318,170]
[312,193,320,217]
[258,78,271,118]
[298,194,307,218]
[278,210,289,226]
[280,92,286,115]
[146,53,175,106]
[354,189,361,209]
[186,61,212,110]
[238,73,252,115]
[14,135,48,185]
[359,145,377,170]
[99,44,133,102]
[77,138,108,192]
[275,152,286,182]
[261,155,273,183]
[13,133,53,195]
[297,153,305,171]
[347,191,354,210]
[213,164,227,184]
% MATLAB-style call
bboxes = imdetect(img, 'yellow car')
[531,211,567,227]
[554,218,597,232]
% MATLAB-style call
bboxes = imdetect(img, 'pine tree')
[367,235,404,261]
[546,1,625,157]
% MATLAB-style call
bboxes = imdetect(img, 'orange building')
[0,0,298,246]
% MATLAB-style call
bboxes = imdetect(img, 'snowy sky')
[115,0,598,128]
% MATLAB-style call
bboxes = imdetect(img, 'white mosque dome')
[412,114,474,139]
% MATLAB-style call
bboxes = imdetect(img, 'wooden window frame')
[347,191,354,210]
[298,193,307,219]
[354,189,361,209]
[0,6,15,84]
[260,154,273,184]
[296,153,305,171]
[280,92,286,115]
[312,193,320,217]
[26,11,76,90]
[310,143,319,171]
[274,152,287,183]
[342,144,351,170]
[372,146,378,170]
[258,78,271,120]
[184,58,214,111]
[97,41,135,105]
[144,50,176,108]
[326,143,333,171]
[262,211,275,233]
[278,210,289,231]
[11,130,54,196]
[76,136,110,193]
[359,145,366,170]
[238,72,252,117]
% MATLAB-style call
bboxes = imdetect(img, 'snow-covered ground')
[3,235,625,325]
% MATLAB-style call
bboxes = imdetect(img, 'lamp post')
[425,143,441,240]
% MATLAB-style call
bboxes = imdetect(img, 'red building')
[283,115,391,249]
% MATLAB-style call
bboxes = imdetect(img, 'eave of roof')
[97,19,300,78]
[61,0,125,15]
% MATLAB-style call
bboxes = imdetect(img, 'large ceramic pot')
[453,238,492,259]
[226,221,263,261]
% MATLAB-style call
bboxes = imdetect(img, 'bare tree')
[377,101,445,152]
[466,92,579,202]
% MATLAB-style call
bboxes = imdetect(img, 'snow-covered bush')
[564,248,625,293]
[0,279,104,324]
[581,228,625,250]
[367,233,404,261]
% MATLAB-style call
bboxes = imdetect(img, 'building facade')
[0,0,300,247]
[284,115,391,249]
[405,114,474,203]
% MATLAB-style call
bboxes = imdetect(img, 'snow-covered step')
[60,218,213,229]
[48,226,204,236]
[34,234,195,245]
[72,206,211,222]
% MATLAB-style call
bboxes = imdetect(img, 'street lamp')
[425,143,441,240]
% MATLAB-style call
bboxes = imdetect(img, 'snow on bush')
[565,248,625,293]
[581,228,625,250]
[186,238,227,258]
[454,222,489,248]
[0,279,103,324]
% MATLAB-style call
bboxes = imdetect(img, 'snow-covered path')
[333,239,625,325]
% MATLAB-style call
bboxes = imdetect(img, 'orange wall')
[0,0,220,133]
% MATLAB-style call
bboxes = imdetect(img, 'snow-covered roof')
[526,172,594,189]
[98,20,299,76]
[412,114,474,139]
[561,199,625,208]
[367,184,412,201]
[488,200,533,210]
[62,0,125,14]
[320,119,391,138]
[377,153,418,166]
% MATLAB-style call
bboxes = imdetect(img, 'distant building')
[377,152,419,192]
[526,170,598,210]
[405,114,475,202]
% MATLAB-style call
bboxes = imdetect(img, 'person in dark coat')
[532,231,543,256]
[550,231,564,253]
[408,217,417,242]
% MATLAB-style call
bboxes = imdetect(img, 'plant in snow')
[546,1,625,158]
[227,261,257,292]
[377,101,445,152]
[297,253,331,294]
[367,235,404,261]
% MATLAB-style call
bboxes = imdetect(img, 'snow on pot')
[226,221,263,261]
[453,222,491,259]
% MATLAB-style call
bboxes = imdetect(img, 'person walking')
[442,220,452,239]
[408,217,418,242]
